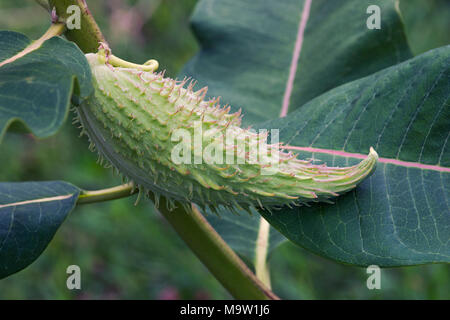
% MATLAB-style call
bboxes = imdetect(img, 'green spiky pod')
[76,50,378,213]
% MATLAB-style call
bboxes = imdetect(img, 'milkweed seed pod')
[76,49,378,213]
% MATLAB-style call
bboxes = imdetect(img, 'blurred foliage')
[400,0,450,55]
[0,0,448,299]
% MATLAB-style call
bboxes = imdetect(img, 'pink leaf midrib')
[283,146,450,172]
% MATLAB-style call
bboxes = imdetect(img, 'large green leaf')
[257,46,450,266]
[0,181,80,279]
[181,0,412,265]
[183,0,411,124]
[0,31,92,142]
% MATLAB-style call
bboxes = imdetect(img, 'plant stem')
[108,54,159,72]
[160,203,279,300]
[77,183,136,204]
[48,0,106,53]
[75,183,279,300]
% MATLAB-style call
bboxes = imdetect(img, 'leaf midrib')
[280,0,312,117]
[283,146,450,172]
[0,194,74,209]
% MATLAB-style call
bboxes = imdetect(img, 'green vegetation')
[0,0,448,299]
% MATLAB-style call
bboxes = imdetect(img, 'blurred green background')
[0,0,448,299]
